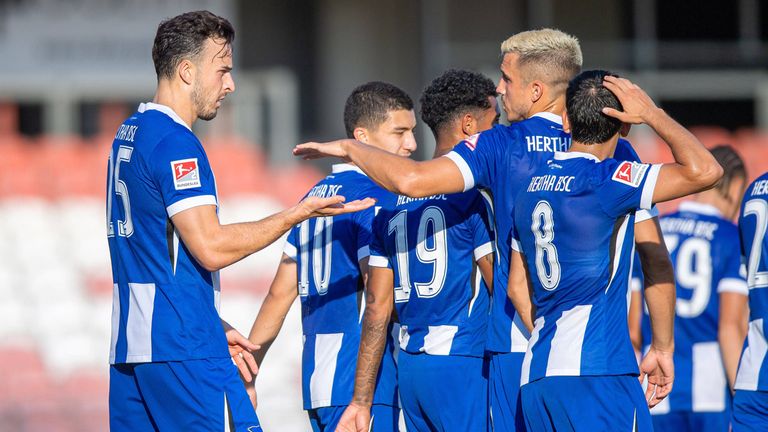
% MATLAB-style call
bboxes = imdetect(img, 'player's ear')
[531,81,544,103]
[461,113,476,136]
[620,123,631,137]
[178,59,195,86]
[353,127,369,144]
[562,110,571,133]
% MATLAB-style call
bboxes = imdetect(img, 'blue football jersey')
[368,190,494,357]
[639,201,748,414]
[512,151,660,385]
[283,164,398,410]
[107,103,227,364]
[736,172,768,392]
[447,112,651,354]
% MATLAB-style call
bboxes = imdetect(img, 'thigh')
[489,352,526,432]
[732,390,768,432]
[651,412,687,432]
[370,404,400,432]
[688,411,731,432]
[522,375,652,432]
[134,358,260,431]
[109,364,158,432]
[307,406,346,432]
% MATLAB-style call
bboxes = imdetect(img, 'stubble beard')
[192,83,219,121]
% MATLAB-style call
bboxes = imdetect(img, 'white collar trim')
[531,112,563,125]
[138,102,191,131]
[679,201,722,217]
[553,151,600,162]
[331,163,366,176]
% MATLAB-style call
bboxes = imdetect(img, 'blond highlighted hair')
[500,28,582,86]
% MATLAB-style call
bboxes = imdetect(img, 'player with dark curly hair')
[337,69,499,432]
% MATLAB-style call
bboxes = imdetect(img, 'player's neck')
[693,191,733,220]
[569,137,618,161]
[433,127,474,158]
[527,94,566,119]
[153,81,197,128]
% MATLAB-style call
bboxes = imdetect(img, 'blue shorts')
[489,352,526,432]
[110,358,260,431]
[520,375,652,432]
[307,404,399,432]
[398,351,488,432]
[732,390,768,432]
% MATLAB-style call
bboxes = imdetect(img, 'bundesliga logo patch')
[463,133,480,151]
[171,158,201,190]
[612,161,648,188]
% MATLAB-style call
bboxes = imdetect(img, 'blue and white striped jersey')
[736,172,768,392]
[447,112,653,354]
[284,164,398,410]
[107,103,227,364]
[369,190,494,357]
[512,151,660,385]
[641,201,747,414]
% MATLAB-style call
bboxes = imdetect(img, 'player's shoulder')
[614,138,641,163]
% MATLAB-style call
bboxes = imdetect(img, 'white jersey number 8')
[532,200,561,291]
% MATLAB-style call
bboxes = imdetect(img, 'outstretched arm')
[294,139,466,197]
[336,266,394,432]
[172,195,375,272]
[602,75,722,204]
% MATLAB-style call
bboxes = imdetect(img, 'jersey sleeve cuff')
[630,277,642,292]
[283,241,298,260]
[444,151,475,192]
[640,164,662,210]
[368,254,390,268]
[166,195,218,218]
[635,205,659,223]
[473,242,495,261]
[718,278,749,295]
[357,245,370,262]
[510,238,522,253]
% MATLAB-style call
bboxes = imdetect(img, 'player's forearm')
[719,324,746,391]
[342,140,459,197]
[351,305,391,405]
[247,292,295,366]
[647,109,722,190]
[643,281,675,352]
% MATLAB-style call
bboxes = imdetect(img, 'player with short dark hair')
[507,70,722,431]
[337,69,499,432]
[732,170,768,431]
[107,11,373,431]
[245,81,413,432]
[632,145,748,432]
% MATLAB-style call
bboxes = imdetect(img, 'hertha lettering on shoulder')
[115,124,139,142]
[751,179,768,196]
[170,158,201,190]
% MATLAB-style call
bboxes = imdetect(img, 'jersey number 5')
[106,146,134,238]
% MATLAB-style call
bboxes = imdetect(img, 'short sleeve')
[283,226,298,261]
[148,132,218,217]
[444,126,510,192]
[717,238,749,295]
[368,210,391,269]
[598,161,662,218]
[466,194,495,261]
[635,206,660,223]
[353,206,377,262]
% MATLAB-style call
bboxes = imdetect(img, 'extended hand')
[294,140,352,161]
[335,402,372,432]
[602,75,662,125]
[296,195,376,220]
[639,346,674,408]
[223,321,260,383]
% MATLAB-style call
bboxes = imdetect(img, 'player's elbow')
[687,160,723,191]
[194,249,227,272]
[395,169,435,198]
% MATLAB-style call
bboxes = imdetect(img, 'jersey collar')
[553,151,600,162]
[331,163,366,176]
[678,201,723,218]
[138,102,192,131]
[530,112,563,125]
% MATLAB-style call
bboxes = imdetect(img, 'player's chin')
[198,109,219,121]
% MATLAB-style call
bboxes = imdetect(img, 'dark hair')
[710,145,746,196]
[419,69,497,136]
[152,11,235,80]
[565,70,622,144]
[343,82,413,138]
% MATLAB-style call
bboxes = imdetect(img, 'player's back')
[106,103,227,365]
[644,202,745,413]
[736,172,768,391]
[284,164,398,409]
[513,152,658,385]
[370,190,493,357]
